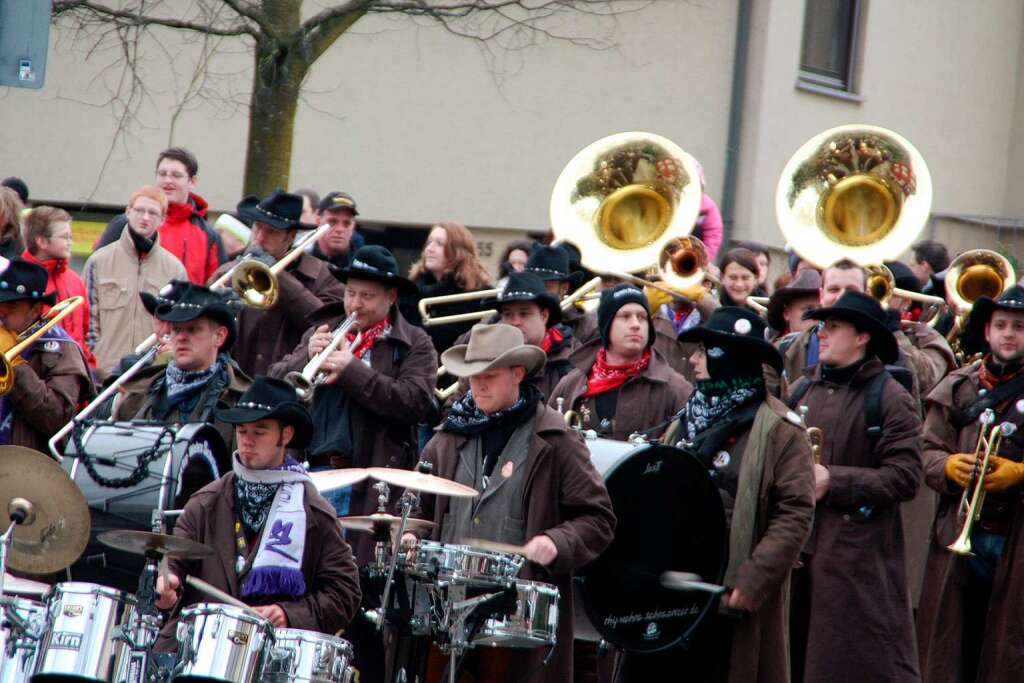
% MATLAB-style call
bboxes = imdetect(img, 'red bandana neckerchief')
[541,326,565,354]
[978,355,1024,414]
[346,317,391,359]
[583,348,651,398]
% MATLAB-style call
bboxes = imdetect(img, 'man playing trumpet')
[917,286,1024,682]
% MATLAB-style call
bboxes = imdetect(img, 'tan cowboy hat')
[441,324,546,378]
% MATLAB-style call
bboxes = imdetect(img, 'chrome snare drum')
[174,603,274,683]
[406,542,522,586]
[264,629,354,683]
[0,597,44,683]
[32,582,136,682]
[472,580,559,649]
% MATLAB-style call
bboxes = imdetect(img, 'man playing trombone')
[917,286,1024,682]
[212,190,344,377]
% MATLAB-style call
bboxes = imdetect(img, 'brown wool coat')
[210,251,345,377]
[8,341,94,452]
[791,358,923,683]
[562,306,598,346]
[154,474,362,652]
[416,404,616,683]
[549,346,692,442]
[664,396,816,683]
[268,305,438,561]
[916,362,1024,683]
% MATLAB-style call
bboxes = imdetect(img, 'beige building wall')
[734,0,1024,255]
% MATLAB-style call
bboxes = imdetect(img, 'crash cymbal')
[2,573,49,596]
[365,467,479,498]
[97,530,215,559]
[0,446,90,575]
[309,468,370,493]
[338,513,435,534]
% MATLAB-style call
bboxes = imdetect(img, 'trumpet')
[0,296,85,396]
[284,317,361,401]
[947,409,1017,556]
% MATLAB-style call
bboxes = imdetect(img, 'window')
[798,0,863,98]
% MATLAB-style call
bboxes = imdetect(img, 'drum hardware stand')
[0,499,43,657]
[370,481,392,578]
[435,584,511,683]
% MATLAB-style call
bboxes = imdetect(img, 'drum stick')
[185,576,261,615]
[660,571,728,595]
[461,537,528,556]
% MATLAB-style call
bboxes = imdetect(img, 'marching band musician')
[268,245,437,549]
[403,323,615,683]
[0,258,94,451]
[549,284,691,441]
[766,269,821,341]
[788,291,923,683]
[153,377,362,648]
[524,244,599,344]
[212,190,345,377]
[916,286,1024,682]
[114,282,251,479]
[662,307,815,683]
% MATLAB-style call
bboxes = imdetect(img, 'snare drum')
[405,542,521,586]
[264,629,354,683]
[472,580,559,649]
[32,582,136,682]
[1,598,44,683]
[174,603,274,683]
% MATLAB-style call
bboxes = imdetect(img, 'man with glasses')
[95,147,225,283]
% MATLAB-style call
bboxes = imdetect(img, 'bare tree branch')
[53,1,258,38]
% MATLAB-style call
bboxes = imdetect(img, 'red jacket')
[21,250,97,369]
[159,194,220,284]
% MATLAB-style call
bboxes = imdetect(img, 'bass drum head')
[578,442,726,653]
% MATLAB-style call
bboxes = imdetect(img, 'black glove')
[246,246,277,268]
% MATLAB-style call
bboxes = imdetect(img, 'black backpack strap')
[953,370,1024,429]
[786,377,811,409]
[864,370,891,449]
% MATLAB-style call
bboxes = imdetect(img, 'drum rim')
[45,581,136,603]
[180,601,272,627]
[272,628,354,652]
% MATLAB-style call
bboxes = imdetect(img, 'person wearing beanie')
[548,284,691,442]
[83,186,188,379]
[916,285,1024,683]
[787,290,922,683]
[654,307,815,683]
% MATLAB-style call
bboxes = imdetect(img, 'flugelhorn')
[0,296,84,396]
[285,317,362,401]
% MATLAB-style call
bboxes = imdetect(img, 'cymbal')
[0,446,90,575]
[309,468,369,493]
[97,530,215,560]
[338,513,435,534]
[2,573,49,596]
[366,467,479,498]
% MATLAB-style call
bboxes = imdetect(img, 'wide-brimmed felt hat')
[966,284,1024,346]
[236,189,314,232]
[215,376,313,450]
[884,260,921,295]
[678,306,783,371]
[484,272,561,327]
[525,244,584,289]
[154,282,237,351]
[0,259,57,306]
[328,245,417,296]
[441,323,546,378]
[766,269,822,332]
[803,290,899,364]
[140,279,190,316]
[318,191,359,216]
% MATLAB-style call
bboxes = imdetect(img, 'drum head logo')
[51,631,83,650]
[228,630,249,645]
[713,451,731,469]
[643,621,660,641]
[63,604,84,618]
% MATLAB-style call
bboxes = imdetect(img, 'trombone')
[418,289,499,328]
[947,409,1017,556]
[0,296,84,396]
[284,318,361,402]
[864,264,947,318]
[943,249,1014,363]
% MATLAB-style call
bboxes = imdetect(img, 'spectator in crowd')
[294,188,321,226]
[1,177,29,205]
[0,188,25,261]
[496,240,533,288]
[214,213,250,261]
[95,147,225,284]
[21,206,96,369]
[737,240,772,294]
[692,161,724,261]
[911,239,951,297]
[718,247,761,309]
[83,186,187,378]
[308,192,364,269]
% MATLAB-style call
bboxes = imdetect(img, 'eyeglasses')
[129,206,164,218]
[156,170,189,181]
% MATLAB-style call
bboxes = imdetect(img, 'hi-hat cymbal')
[97,530,215,560]
[309,468,369,493]
[338,513,435,534]
[0,446,90,575]
[366,467,479,498]
[2,573,49,596]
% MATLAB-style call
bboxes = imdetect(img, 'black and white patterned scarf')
[443,384,540,436]
[165,354,225,406]
[683,376,765,442]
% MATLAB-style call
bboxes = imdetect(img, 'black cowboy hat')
[525,244,584,289]
[329,245,418,296]
[678,306,783,372]
[140,279,190,316]
[884,260,922,295]
[484,271,561,327]
[154,282,237,351]
[803,290,899,364]
[0,259,57,306]
[215,376,313,450]
[236,189,315,232]
[766,269,822,332]
[318,191,359,216]
[966,285,1024,345]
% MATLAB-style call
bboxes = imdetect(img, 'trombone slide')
[418,289,499,328]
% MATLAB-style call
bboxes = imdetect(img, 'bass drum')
[576,437,726,653]
[63,422,227,590]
